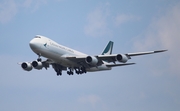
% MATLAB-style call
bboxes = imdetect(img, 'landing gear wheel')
[57,72,62,76]
[56,69,62,76]
[67,67,74,75]
[37,58,42,62]
[67,71,73,75]
[37,54,42,62]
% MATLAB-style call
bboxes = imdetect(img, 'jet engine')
[116,54,129,63]
[21,62,33,71]
[32,61,43,70]
[85,56,98,66]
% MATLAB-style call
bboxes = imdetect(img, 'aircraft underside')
[21,57,99,76]
[51,61,87,76]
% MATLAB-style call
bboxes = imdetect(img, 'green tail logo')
[102,41,113,55]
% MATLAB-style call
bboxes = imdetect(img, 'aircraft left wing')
[66,55,103,67]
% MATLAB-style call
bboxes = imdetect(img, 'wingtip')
[17,62,21,65]
[154,50,168,53]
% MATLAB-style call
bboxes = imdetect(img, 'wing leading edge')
[127,50,167,56]
[97,49,167,62]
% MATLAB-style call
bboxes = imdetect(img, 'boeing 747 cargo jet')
[20,35,167,76]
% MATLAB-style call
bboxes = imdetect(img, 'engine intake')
[85,56,98,66]
[21,62,33,71]
[116,54,129,63]
[32,61,43,69]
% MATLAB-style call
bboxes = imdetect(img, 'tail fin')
[101,41,114,55]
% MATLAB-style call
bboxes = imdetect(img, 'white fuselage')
[29,35,111,72]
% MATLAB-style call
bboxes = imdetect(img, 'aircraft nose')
[29,39,34,49]
[29,38,39,49]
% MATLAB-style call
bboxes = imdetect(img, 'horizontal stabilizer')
[106,63,135,67]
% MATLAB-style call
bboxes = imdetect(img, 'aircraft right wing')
[97,49,167,63]
[126,50,167,56]
[65,50,167,68]
[106,63,135,67]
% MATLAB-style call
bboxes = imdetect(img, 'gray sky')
[0,0,180,111]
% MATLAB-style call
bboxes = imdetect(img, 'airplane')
[20,35,167,76]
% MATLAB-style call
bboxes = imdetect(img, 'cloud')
[0,0,18,24]
[23,0,33,8]
[78,94,101,108]
[0,0,48,24]
[31,0,47,12]
[133,2,180,76]
[84,3,111,37]
[22,0,47,12]
[114,14,141,26]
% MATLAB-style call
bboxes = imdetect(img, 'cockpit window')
[35,36,41,38]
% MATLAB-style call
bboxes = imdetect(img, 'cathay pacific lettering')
[49,42,74,53]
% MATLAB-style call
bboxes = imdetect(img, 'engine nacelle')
[21,62,33,71]
[32,61,43,70]
[85,56,98,66]
[116,54,129,63]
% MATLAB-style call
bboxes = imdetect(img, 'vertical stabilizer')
[102,41,114,55]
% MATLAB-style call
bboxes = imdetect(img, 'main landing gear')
[56,69,62,76]
[67,66,86,75]
[67,68,74,75]
[75,67,86,74]
[52,64,63,76]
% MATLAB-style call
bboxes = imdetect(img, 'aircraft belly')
[86,65,111,72]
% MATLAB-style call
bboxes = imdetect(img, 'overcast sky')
[0,0,180,111]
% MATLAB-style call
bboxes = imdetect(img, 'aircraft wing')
[66,55,103,67]
[97,49,167,63]
[126,50,167,56]
[106,63,135,67]
[66,50,167,66]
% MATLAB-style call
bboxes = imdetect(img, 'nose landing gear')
[37,58,42,62]
[37,54,42,62]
